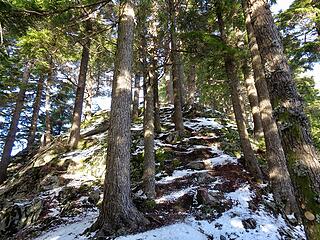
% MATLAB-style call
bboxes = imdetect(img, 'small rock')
[220,235,227,240]
[187,161,205,170]
[197,172,215,183]
[196,188,223,207]
[242,218,257,229]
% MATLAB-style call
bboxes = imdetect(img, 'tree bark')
[143,56,156,199]
[164,42,174,105]
[84,71,94,121]
[215,1,262,180]
[153,65,161,133]
[243,0,300,217]
[248,0,320,237]
[132,73,141,120]
[187,64,196,106]
[0,61,32,184]
[169,0,184,135]
[27,74,45,151]
[92,1,148,236]
[68,20,92,149]
[42,63,53,147]
[242,61,263,139]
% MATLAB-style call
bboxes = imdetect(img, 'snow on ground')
[60,145,101,163]
[34,210,98,240]
[203,154,238,167]
[116,223,208,240]
[155,186,197,203]
[157,169,209,184]
[184,117,222,131]
[116,184,305,240]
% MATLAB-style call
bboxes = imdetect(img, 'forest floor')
[0,105,306,240]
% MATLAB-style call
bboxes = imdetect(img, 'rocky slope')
[0,105,305,240]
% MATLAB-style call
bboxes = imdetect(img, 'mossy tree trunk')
[91,1,148,237]
[248,0,320,237]
[243,0,300,217]
[0,61,32,184]
[215,1,262,180]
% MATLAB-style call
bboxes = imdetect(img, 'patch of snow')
[155,187,197,203]
[48,208,60,217]
[203,154,238,167]
[154,139,178,149]
[131,124,143,131]
[61,173,97,188]
[184,117,222,131]
[60,145,100,162]
[34,210,98,240]
[116,223,208,240]
[117,183,305,240]
[157,169,208,184]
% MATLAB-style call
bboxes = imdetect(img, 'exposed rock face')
[0,198,43,236]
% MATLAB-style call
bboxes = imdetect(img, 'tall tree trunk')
[143,56,156,199]
[0,61,32,184]
[187,64,196,106]
[248,0,320,237]
[92,1,148,236]
[242,61,263,139]
[68,20,92,149]
[153,66,161,133]
[215,1,262,180]
[27,74,45,151]
[169,0,184,135]
[178,56,186,107]
[84,71,94,121]
[164,43,174,105]
[132,73,141,120]
[243,0,300,217]
[43,64,53,147]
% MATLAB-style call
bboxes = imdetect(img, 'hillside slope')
[0,106,305,240]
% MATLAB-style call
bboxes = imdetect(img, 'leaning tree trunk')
[243,0,300,217]
[215,1,262,180]
[169,0,184,135]
[248,0,320,237]
[242,61,263,139]
[91,1,148,237]
[27,74,45,151]
[68,20,92,149]
[0,61,32,184]
[132,73,141,120]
